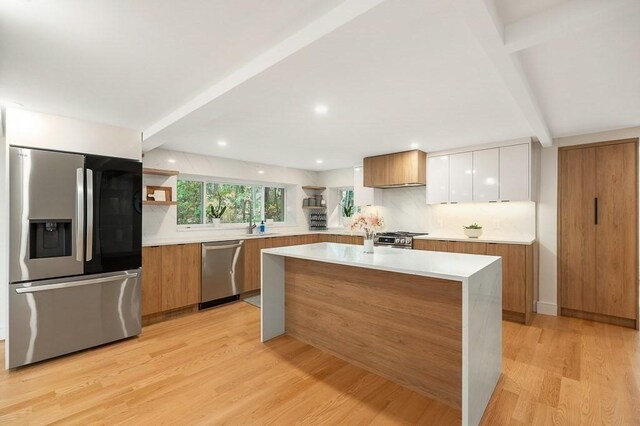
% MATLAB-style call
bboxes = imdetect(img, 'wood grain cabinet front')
[161,244,201,311]
[141,246,163,316]
[141,244,202,319]
[413,239,534,324]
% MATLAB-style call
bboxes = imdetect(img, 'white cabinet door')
[427,155,449,204]
[354,167,383,206]
[499,144,529,201]
[472,148,499,202]
[449,152,473,203]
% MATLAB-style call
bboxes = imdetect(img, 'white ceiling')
[0,0,344,129]
[1,0,639,170]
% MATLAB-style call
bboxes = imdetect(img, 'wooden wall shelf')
[302,206,326,210]
[143,200,177,206]
[302,186,326,191]
[143,168,179,177]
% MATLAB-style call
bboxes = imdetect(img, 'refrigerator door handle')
[76,168,84,262]
[15,271,140,294]
[86,168,94,261]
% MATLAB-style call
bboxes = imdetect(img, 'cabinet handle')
[594,197,598,225]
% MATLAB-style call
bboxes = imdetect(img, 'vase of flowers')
[350,212,384,253]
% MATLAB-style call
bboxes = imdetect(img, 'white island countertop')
[262,242,500,281]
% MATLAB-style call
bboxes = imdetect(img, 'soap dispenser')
[259,220,266,234]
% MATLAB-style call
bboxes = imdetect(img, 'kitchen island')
[261,243,502,426]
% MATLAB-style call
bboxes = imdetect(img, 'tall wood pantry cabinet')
[558,138,638,328]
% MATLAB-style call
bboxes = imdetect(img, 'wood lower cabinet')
[486,243,533,324]
[244,238,268,292]
[413,239,449,252]
[244,234,323,291]
[141,246,163,316]
[413,239,534,324]
[142,244,201,318]
[161,244,201,311]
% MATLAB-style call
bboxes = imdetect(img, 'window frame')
[339,187,355,220]
[176,175,288,229]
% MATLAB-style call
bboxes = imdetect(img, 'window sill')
[177,222,295,232]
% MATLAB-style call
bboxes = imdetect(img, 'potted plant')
[463,223,483,239]
[350,212,384,253]
[207,194,227,228]
[342,198,354,227]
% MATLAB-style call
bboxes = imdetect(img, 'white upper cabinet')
[499,143,529,201]
[426,155,449,204]
[448,152,473,203]
[354,167,383,206]
[472,148,500,202]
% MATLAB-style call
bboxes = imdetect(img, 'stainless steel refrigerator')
[7,147,143,368]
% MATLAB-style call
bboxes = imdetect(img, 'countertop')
[143,230,535,247]
[262,242,501,281]
[413,234,535,245]
[142,229,358,247]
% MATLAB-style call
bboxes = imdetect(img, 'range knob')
[399,238,405,244]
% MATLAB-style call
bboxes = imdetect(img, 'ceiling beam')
[142,0,386,151]
[505,0,640,53]
[454,0,553,147]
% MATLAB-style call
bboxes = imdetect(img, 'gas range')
[374,231,429,249]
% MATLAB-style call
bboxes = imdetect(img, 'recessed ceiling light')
[0,100,23,108]
[354,167,361,171]
[167,159,176,164]
[410,142,420,149]
[217,140,228,147]
[314,104,328,115]
[258,170,265,174]
[316,159,323,164]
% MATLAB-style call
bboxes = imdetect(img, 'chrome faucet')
[244,199,257,234]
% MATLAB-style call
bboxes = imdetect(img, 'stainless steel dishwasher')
[201,240,245,308]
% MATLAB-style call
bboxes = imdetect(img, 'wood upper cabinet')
[364,150,426,188]
[161,244,201,311]
[142,246,163,316]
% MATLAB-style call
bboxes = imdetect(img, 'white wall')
[536,126,640,316]
[318,168,354,228]
[0,111,7,340]
[142,149,320,243]
[5,108,141,160]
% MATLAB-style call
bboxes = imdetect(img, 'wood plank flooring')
[1,302,639,425]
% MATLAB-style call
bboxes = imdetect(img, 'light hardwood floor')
[1,302,639,425]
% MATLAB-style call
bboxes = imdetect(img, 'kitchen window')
[177,178,286,226]
[340,189,355,220]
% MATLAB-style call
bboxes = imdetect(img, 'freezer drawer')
[201,241,245,303]
[7,269,141,369]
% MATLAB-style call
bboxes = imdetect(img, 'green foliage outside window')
[177,178,285,225]
[341,189,355,218]
[177,180,203,225]
[265,187,285,222]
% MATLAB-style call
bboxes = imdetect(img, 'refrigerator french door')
[7,147,143,369]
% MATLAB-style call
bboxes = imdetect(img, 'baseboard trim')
[536,301,558,316]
